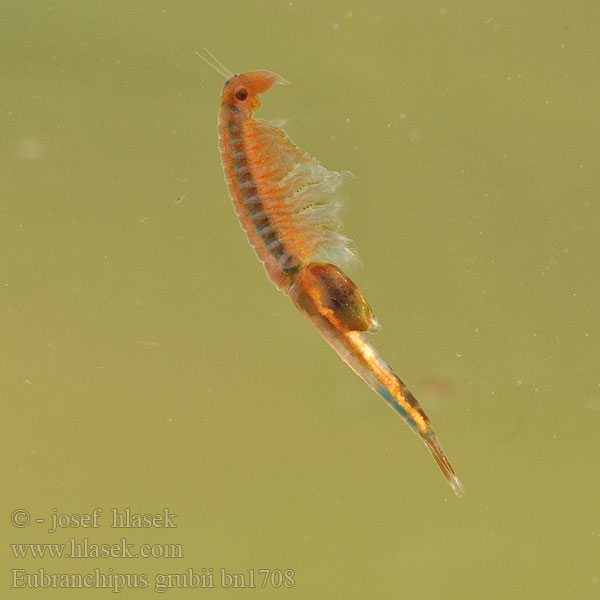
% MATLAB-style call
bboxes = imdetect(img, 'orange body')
[210,63,464,496]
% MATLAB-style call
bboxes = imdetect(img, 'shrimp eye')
[234,87,248,101]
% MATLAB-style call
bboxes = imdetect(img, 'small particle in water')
[15,137,46,160]
[409,128,422,143]
[176,192,187,204]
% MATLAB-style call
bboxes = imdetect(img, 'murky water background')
[2,2,599,598]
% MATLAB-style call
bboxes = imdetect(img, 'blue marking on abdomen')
[377,385,417,427]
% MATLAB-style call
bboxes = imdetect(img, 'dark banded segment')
[225,117,299,271]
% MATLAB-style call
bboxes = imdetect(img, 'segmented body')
[219,102,352,290]
[210,64,464,496]
[220,113,299,288]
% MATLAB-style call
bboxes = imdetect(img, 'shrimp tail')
[342,333,465,497]
[361,344,465,497]
[423,432,465,497]
[289,261,464,496]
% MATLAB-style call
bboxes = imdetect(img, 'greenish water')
[2,2,599,598]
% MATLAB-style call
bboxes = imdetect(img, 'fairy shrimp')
[199,50,464,496]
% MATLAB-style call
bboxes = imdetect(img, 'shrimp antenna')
[195,48,234,79]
